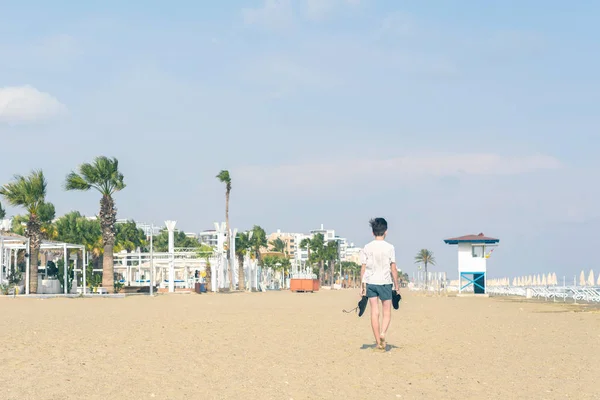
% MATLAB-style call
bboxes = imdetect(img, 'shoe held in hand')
[392,290,401,310]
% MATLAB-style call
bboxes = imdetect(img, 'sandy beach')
[0,290,598,400]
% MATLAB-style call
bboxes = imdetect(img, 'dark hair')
[369,218,387,236]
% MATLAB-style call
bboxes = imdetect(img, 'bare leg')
[380,299,392,343]
[369,297,381,346]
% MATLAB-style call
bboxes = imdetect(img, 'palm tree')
[199,249,213,292]
[275,255,291,288]
[235,232,252,291]
[11,203,57,240]
[414,249,436,289]
[54,211,103,268]
[0,201,5,219]
[250,225,267,262]
[65,156,125,292]
[249,225,267,285]
[324,241,339,286]
[0,170,50,293]
[341,261,360,288]
[115,220,147,253]
[310,233,326,284]
[269,237,287,254]
[216,170,233,290]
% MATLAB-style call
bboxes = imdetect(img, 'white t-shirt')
[360,240,395,285]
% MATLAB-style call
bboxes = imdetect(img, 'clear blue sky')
[1,0,598,279]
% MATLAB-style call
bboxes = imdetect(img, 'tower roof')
[444,233,499,245]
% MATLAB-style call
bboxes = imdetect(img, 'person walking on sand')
[359,217,399,350]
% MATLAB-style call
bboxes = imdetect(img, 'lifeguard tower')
[444,233,499,295]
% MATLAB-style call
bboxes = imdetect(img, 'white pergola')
[112,220,264,293]
[0,234,28,290]
[113,248,212,289]
[0,234,87,295]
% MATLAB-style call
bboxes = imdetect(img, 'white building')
[344,243,362,264]
[310,224,336,241]
[444,233,500,295]
[292,232,312,266]
[274,225,360,266]
[198,230,218,247]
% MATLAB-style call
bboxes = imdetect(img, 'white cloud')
[0,85,67,124]
[234,153,561,190]
[242,0,294,29]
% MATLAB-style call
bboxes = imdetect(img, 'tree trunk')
[424,261,428,289]
[29,246,39,294]
[225,190,233,291]
[26,215,42,294]
[238,254,245,291]
[204,260,212,292]
[329,260,334,286]
[102,244,114,290]
[319,260,324,285]
[100,195,117,292]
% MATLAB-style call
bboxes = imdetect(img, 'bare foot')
[379,336,386,350]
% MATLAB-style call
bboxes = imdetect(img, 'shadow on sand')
[360,343,400,352]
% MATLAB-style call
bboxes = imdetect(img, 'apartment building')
[264,225,361,267]
[310,224,336,241]
[292,232,312,265]
[310,224,353,261]
[344,245,362,264]
[198,230,218,247]
[266,229,298,257]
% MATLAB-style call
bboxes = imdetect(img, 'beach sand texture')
[0,290,598,400]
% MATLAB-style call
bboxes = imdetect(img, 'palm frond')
[80,162,101,186]
[65,172,93,191]
[38,202,56,223]
[0,170,47,214]
[65,156,126,196]
[216,170,232,191]
[235,232,252,257]
[269,237,287,253]
[414,249,436,265]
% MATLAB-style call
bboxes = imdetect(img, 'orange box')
[290,279,319,292]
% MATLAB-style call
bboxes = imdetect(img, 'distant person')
[359,217,399,350]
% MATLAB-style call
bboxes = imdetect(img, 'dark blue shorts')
[366,284,393,301]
